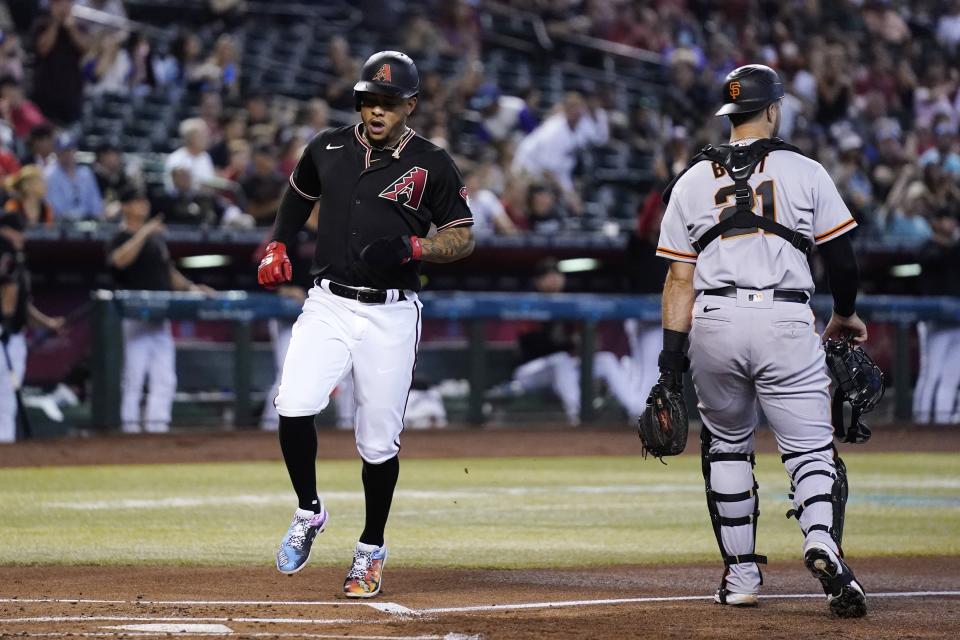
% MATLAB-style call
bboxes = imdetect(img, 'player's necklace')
[365,126,409,152]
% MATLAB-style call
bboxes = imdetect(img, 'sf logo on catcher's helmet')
[372,64,392,82]
[729,81,741,100]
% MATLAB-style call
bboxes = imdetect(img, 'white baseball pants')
[121,319,176,433]
[0,332,27,443]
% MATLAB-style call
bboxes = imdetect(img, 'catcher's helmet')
[353,50,419,111]
[715,64,784,117]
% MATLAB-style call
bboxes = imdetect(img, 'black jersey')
[0,236,29,334]
[108,230,173,291]
[285,124,473,291]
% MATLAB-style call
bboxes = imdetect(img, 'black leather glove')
[360,235,423,268]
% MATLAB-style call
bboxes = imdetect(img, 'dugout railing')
[87,290,960,430]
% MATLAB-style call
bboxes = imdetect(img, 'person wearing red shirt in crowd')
[0,76,47,140]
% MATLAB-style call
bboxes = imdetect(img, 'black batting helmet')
[353,50,419,111]
[715,64,784,116]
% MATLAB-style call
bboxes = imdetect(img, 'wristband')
[663,328,689,353]
[409,236,423,261]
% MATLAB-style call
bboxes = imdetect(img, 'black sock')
[359,455,399,547]
[278,415,321,513]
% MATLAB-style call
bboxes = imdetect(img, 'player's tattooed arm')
[419,227,475,263]
[662,261,696,333]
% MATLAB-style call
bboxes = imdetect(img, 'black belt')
[326,281,406,304]
[704,286,809,304]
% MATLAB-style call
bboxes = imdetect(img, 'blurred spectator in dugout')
[44,132,104,220]
[31,0,89,125]
[486,258,641,425]
[0,212,64,443]
[107,186,214,433]
[3,165,54,227]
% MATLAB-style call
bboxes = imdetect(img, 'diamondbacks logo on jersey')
[372,64,392,82]
[379,166,428,211]
[729,81,741,100]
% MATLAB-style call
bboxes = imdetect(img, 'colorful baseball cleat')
[343,542,388,598]
[804,546,867,618]
[276,507,328,574]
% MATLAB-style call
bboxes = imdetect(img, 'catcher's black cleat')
[804,546,867,618]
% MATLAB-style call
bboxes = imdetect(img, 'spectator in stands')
[0,127,21,181]
[919,119,960,176]
[0,75,46,140]
[206,33,240,99]
[3,165,53,226]
[31,0,89,124]
[887,181,933,248]
[469,83,538,148]
[463,168,517,236]
[154,163,226,226]
[164,118,215,192]
[295,98,329,142]
[0,211,64,443]
[82,30,131,95]
[20,123,56,168]
[523,184,565,233]
[511,92,608,209]
[170,31,205,89]
[219,139,250,183]
[438,0,482,58]
[242,143,284,226]
[44,132,104,220]
[403,10,449,58]
[486,258,641,425]
[209,112,246,169]
[245,92,272,128]
[108,185,213,434]
[127,31,168,93]
[277,130,306,178]
[92,139,131,218]
[325,36,359,111]
[198,91,223,145]
[834,133,874,224]
[0,30,25,82]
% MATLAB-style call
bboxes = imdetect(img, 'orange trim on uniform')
[814,217,857,242]
[656,246,698,259]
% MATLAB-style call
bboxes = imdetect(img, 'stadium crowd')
[0,0,956,265]
[0,0,957,435]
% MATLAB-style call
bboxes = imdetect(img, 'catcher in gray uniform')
[649,65,871,618]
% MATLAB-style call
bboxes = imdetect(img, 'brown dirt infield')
[1,425,959,639]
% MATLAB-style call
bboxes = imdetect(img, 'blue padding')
[102,290,960,323]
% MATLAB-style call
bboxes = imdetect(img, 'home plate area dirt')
[2,559,959,639]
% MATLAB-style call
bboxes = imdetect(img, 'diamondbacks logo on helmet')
[729,81,741,100]
[379,166,428,211]
[372,64,392,82]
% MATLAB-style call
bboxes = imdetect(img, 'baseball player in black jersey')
[258,50,474,598]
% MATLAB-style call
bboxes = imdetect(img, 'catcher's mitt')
[638,382,689,461]
[824,338,884,444]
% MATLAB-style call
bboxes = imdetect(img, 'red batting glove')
[257,241,293,288]
[408,235,423,261]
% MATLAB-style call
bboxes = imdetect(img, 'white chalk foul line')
[0,598,406,611]
[0,616,366,625]
[413,590,960,615]
[4,634,449,640]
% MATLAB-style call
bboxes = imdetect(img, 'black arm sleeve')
[271,186,315,247]
[818,232,859,317]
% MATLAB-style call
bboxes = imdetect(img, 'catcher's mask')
[824,338,884,444]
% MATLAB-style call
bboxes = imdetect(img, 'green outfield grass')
[1,453,958,568]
